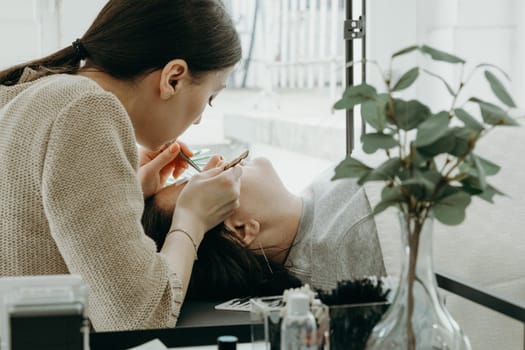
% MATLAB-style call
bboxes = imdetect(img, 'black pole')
[361,0,367,136]
[345,0,354,156]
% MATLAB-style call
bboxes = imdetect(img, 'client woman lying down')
[142,155,386,300]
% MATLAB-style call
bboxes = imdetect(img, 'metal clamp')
[344,16,365,40]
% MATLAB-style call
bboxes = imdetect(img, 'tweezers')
[223,150,249,170]
[178,152,202,173]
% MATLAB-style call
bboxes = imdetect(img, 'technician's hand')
[138,141,193,198]
[173,165,242,243]
[201,154,225,171]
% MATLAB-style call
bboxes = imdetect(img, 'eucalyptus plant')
[332,44,520,349]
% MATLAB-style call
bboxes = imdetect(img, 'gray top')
[284,169,386,291]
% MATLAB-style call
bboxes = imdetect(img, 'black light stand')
[344,0,366,155]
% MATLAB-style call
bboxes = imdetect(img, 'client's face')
[154,157,288,246]
[223,157,289,246]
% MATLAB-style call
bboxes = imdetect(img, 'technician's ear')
[225,218,260,247]
[159,59,189,100]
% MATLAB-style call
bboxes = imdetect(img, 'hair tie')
[71,39,88,60]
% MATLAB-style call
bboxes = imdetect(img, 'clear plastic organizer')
[250,295,389,350]
[250,295,330,350]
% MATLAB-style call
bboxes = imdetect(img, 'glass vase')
[366,212,471,350]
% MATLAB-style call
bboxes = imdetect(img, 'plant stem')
[384,89,403,159]
[405,208,429,350]
[406,224,420,350]
[443,135,479,180]
[448,64,466,113]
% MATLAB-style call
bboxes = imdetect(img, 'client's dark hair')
[142,196,302,301]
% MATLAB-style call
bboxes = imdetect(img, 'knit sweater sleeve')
[41,91,182,331]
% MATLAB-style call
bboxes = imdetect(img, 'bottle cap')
[286,292,310,316]
[217,335,238,350]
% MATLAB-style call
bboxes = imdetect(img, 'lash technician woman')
[0,0,242,331]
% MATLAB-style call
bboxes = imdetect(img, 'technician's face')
[145,67,232,150]
[169,68,231,133]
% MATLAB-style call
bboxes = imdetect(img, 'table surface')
[177,300,251,327]
[90,300,255,349]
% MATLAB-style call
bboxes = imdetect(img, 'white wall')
[367,0,418,92]
[0,0,106,69]
[0,0,40,68]
[58,0,106,48]
[515,0,525,102]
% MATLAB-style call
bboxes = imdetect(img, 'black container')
[217,335,238,350]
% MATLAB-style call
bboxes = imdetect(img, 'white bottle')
[280,292,317,350]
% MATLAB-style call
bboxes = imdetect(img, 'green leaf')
[454,108,484,132]
[475,63,511,81]
[433,191,471,225]
[460,177,504,203]
[422,69,455,96]
[461,176,487,195]
[418,126,476,159]
[361,133,398,154]
[381,185,402,200]
[469,98,519,126]
[334,83,378,110]
[334,96,365,110]
[447,127,475,157]
[392,67,419,92]
[415,111,450,147]
[343,83,378,99]
[416,132,455,157]
[462,154,500,184]
[421,168,443,185]
[397,166,411,181]
[472,154,487,190]
[412,148,430,163]
[484,70,516,108]
[373,186,405,215]
[358,157,402,185]
[459,154,500,191]
[400,169,442,201]
[478,183,505,203]
[361,93,388,131]
[459,162,477,179]
[460,176,484,195]
[389,99,432,130]
[435,184,461,201]
[392,45,419,58]
[332,156,372,180]
[476,155,501,176]
[420,45,465,64]
[402,178,435,201]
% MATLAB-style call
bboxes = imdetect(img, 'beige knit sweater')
[0,70,183,331]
